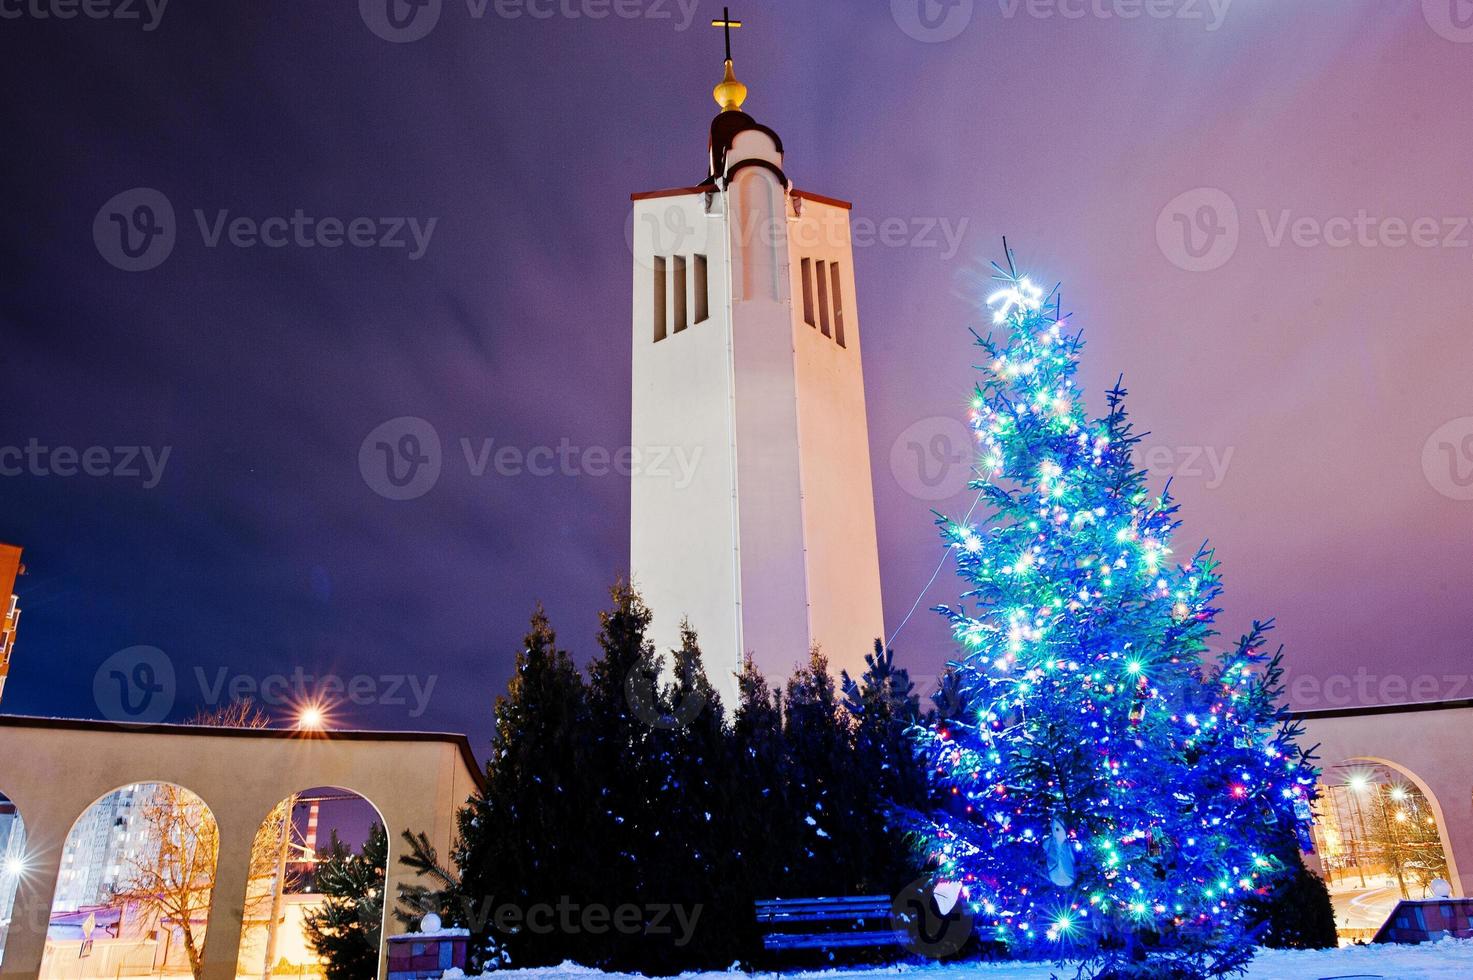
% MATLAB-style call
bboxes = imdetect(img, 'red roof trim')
[630,186,708,202]
[631,186,853,210]
[793,188,853,211]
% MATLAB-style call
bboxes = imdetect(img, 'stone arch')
[37,781,221,979]
[234,784,391,979]
[0,716,482,980]
[0,791,26,969]
[1313,757,1458,940]
[1335,757,1458,886]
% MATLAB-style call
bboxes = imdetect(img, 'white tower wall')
[786,194,886,686]
[629,189,741,687]
[630,102,884,709]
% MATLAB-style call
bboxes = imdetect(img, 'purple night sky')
[2,1,1471,758]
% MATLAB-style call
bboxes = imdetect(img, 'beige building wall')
[1296,700,1473,897]
[0,717,481,980]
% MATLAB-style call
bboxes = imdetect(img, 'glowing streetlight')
[2,854,24,877]
[297,703,328,731]
[1346,773,1371,793]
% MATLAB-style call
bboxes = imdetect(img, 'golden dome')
[713,59,747,112]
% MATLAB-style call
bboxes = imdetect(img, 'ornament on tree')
[1128,675,1149,730]
[1293,797,1316,852]
[932,878,965,915]
[1045,816,1077,887]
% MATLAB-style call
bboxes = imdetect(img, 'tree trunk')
[181,919,204,980]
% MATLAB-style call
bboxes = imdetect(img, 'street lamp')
[1342,774,1374,888]
[296,702,329,732]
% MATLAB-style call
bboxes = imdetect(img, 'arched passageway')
[1295,699,1473,942]
[1311,760,1456,940]
[234,787,388,979]
[39,782,220,979]
[0,716,479,980]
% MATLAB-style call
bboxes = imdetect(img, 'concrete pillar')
[1301,845,1326,881]
[0,786,98,979]
[1423,773,1473,898]
[376,808,410,980]
[373,793,463,980]
[198,812,259,980]
[0,826,61,978]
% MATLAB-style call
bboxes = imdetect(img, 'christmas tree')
[910,251,1320,978]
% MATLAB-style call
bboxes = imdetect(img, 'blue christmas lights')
[910,257,1319,977]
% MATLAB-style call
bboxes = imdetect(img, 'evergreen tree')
[842,640,923,799]
[734,654,785,743]
[783,647,857,896]
[303,823,387,980]
[1227,634,1336,950]
[454,606,591,970]
[731,655,797,895]
[395,829,464,929]
[932,665,973,724]
[668,620,721,722]
[1245,850,1338,950]
[909,256,1319,978]
[430,592,942,974]
[606,623,760,969]
[582,581,679,968]
[656,623,744,964]
[842,641,928,893]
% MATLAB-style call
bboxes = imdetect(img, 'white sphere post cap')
[420,912,443,933]
[1431,878,1453,898]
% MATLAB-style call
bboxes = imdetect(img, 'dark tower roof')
[707,110,785,184]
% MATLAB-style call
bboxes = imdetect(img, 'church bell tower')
[629,12,885,707]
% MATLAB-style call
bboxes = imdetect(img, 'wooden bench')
[754,895,906,953]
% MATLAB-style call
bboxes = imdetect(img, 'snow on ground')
[1327,874,1411,939]
[454,938,1473,980]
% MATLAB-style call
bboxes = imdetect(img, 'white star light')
[987,277,1045,324]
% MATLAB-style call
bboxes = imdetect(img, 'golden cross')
[712,6,742,62]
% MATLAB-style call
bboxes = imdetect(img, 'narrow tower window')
[815,259,831,338]
[694,254,709,323]
[673,255,688,333]
[800,257,815,326]
[653,256,667,342]
[830,262,845,348]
